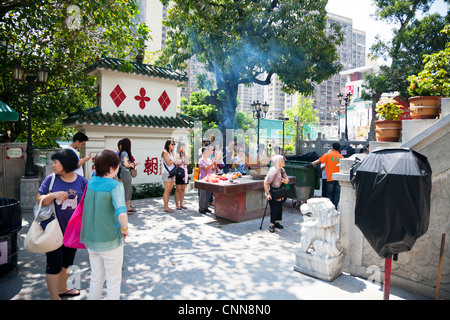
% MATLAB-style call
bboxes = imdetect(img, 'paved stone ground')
[0,191,428,300]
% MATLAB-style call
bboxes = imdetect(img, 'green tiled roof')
[63,107,194,129]
[84,57,189,82]
[0,101,18,121]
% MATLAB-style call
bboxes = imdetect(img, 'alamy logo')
[367,265,381,284]
[66,5,82,30]
[67,265,83,290]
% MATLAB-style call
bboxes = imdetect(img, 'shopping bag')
[63,186,87,249]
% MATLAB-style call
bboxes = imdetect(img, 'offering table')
[195,175,296,222]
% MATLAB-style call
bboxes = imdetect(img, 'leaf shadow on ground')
[1,192,425,300]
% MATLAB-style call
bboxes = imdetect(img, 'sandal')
[176,206,182,210]
[59,289,80,297]
[127,209,136,215]
[180,205,187,209]
[163,208,174,213]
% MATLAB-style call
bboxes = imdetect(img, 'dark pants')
[45,245,77,274]
[321,178,328,197]
[326,180,341,209]
[269,199,283,224]
[199,189,212,211]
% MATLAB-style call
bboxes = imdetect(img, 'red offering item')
[202,173,227,183]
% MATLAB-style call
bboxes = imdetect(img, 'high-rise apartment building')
[137,0,166,54]
[312,13,366,126]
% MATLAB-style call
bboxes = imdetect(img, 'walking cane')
[259,200,269,230]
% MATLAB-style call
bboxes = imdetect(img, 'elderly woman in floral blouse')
[264,155,289,233]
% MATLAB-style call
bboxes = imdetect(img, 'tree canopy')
[0,0,149,147]
[364,0,449,139]
[283,96,318,141]
[158,0,343,135]
[180,90,256,133]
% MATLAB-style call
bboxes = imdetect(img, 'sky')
[326,0,449,55]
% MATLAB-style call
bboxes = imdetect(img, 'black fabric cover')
[352,148,432,258]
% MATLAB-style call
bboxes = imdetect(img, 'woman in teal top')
[81,149,128,300]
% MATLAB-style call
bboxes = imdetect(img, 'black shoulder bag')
[269,168,288,200]
[164,163,185,179]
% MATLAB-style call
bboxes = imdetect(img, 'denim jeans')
[326,180,341,209]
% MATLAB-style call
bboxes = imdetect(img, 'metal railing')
[296,132,369,157]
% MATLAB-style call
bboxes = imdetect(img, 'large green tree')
[0,0,149,147]
[180,90,256,133]
[283,96,318,141]
[363,0,449,140]
[158,0,343,137]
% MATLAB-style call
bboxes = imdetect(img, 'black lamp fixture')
[337,92,352,140]
[251,100,269,163]
[12,64,49,178]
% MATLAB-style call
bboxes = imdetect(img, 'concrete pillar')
[441,97,450,117]
[333,156,366,275]
[19,177,40,213]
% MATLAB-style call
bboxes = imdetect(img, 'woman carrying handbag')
[263,155,289,233]
[80,150,128,300]
[174,142,189,210]
[118,138,139,214]
[35,149,87,300]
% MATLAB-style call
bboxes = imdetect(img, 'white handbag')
[33,173,56,222]
[25,186,63,253]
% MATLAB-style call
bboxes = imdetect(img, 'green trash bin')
[284,160,319,199]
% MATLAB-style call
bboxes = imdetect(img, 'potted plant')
[374,98,404,142]
[407,25,449,119]
[407,74,442,119]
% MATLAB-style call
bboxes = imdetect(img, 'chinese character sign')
[144,157,158,175]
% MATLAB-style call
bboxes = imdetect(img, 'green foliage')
[367,9,448,98]
[195,73,215,91]
[132,183,172,200]
[362,0,448,139]
[375,98,403,120]
[179,89,255,132]
[179,90,220,132]
[407,24,450,97]
[283,96,318,140]
[234,110,256,131]
[0,0,150,147]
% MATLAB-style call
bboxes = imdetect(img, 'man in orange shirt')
[307,143,343,209]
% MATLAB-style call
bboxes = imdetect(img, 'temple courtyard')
[0,191,427,301]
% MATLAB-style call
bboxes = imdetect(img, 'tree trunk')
[368,92,383,141]
[221,83,238,132]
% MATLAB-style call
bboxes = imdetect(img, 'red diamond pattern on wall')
[158,90,171,111]
[110,84,126,108]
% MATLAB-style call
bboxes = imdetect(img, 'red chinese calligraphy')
[91,156,96,171]
[144,157,158,175]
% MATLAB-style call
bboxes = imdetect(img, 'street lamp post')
[337,92,352,140]
[251,100,269,164]
[278,117,289,155]
[12,65,48,178]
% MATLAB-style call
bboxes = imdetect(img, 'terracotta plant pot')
[408,96,441,119]
[375,120,402,142]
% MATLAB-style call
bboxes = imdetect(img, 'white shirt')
[66,145,84,176]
